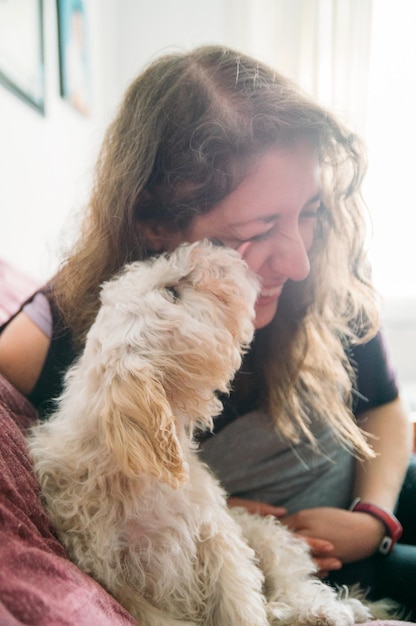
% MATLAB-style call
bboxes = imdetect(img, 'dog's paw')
[267,600,358,626]
[338,585,405,622]
[338,598,372,623]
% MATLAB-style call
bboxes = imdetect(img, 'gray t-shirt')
[198,409,355,514]
[198,332,399,515]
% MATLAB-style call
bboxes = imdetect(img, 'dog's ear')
[102,367,188,488]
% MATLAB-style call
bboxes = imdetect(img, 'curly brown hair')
[52,45,379,456]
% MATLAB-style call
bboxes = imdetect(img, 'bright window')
[364,0,416,300]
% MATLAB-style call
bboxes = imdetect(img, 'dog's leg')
[229,507,378,626]
[187,459,270,625]
[196,512,270,626]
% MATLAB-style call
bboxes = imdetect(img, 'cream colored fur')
[29,240,398,625]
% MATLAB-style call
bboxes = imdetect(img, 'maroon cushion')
[0,374,137,626]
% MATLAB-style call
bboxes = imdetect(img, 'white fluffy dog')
[29,240,396,625]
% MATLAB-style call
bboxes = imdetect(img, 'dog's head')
[94,240,259,486]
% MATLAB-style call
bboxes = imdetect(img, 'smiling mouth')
[259,285,284,299]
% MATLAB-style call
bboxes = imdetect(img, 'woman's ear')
[139,222,166,252]
[139,221,183,253]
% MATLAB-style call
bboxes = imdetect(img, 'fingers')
[227,497,287,518]
[302,536,335,555]
[315,557,342,578]
[293,534,342,578]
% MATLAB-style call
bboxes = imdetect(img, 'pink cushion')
[0,373,137,626]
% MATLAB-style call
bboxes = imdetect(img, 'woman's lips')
[258,284,284,301]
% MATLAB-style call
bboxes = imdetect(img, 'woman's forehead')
[193,145,321,226]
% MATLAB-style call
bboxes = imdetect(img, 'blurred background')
[0,0,415,415]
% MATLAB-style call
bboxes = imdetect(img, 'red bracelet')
[349,498,403,555]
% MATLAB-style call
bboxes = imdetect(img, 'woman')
[0,45,414,611]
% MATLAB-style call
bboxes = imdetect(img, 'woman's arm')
[283,397,413,562]
[229,398,413,566]
[353,396,413,508]
[0,312,51,395]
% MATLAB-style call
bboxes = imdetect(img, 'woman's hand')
[301,536,342,579]
[227,497,342,577]
[282,506,385,563]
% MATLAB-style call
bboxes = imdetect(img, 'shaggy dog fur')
[29,240,398,625]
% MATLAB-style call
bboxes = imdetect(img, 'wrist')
[349,498,403,555]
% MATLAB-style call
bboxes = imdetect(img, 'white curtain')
[227,0,373,134]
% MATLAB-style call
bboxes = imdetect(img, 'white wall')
[0,0,118,281]
[364,0,416,302]
[0,0,250,281]
[116,0,231,93]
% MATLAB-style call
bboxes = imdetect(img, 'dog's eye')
[209,237,225,247]
[165,286,180,302]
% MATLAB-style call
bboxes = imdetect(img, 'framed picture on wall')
[57,0,91,115]
[0,0,45,115]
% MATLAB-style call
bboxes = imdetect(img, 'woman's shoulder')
[0,296,52,398]
[0,286,77,417]
[27,290,78,418]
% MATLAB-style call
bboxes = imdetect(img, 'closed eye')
[247,227,274,242]
[300,201,323,220]
[227,225,274,247]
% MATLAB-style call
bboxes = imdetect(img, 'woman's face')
[145,142,321,329]
[184,142,321,329]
